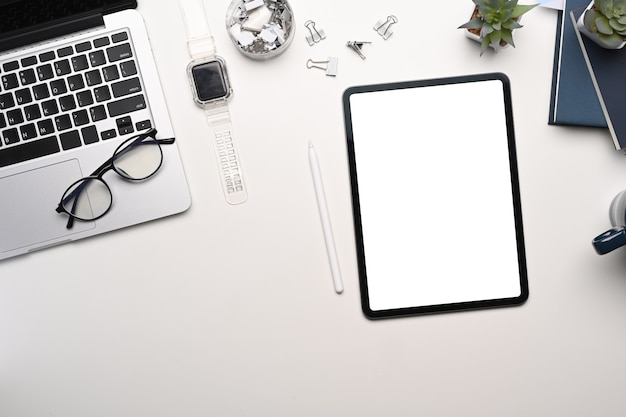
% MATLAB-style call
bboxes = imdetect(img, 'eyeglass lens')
[61,178,112,221]
[112,135,164,181]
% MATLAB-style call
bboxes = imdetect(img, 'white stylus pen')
[309,141,344,294]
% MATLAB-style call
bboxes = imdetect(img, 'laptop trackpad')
[0,159,95,253]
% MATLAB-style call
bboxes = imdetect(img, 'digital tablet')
[342,73,528,319]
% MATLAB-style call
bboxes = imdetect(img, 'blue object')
[548,0,607,127]
[572,5,626,150]
[592,227,626,255]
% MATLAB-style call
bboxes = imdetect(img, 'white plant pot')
[464,28,510,51]
[577,1,626,49]
[463,6,517,52]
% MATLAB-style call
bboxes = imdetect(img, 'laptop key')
[106,43,133,62]
[2,128,20,145]
[59,95,76,112]
[20,56,37,67]
[75,41,92,53]
[71,55,89,72]
[90,105,107,122]
[112,77,141,98]
[33,84,50,100]
[67,74,84,91]
[0,93,15,109]
[116,116,134,135]
[94,85,111,102]
[20,124,37,140]
[54,59,71,76]
[136,120,152,131]
[89,50,106,67]
[2,73,19,90]
[57,46,73,57]
[120,60,137,77]
[0,135,60,168]
[50,79,67,95]
[102,65,120,82]
[101,129,117,140]
[55,114,72,131]
[60,130,82,150]
[0,114,6,129]
[24,104,42,121]
[85,70,102,86]
[19,69,36,85]
[107,94,146,117]
[77,90,94,107]
[41,99,59,116]
[15,88,33,105]
[81,125,99,145]
[93,37,110,48]
[37,64,54,81]
[7,109,24,125]
[72,110,89,126]
[39,51,55,62]
[37,119,54,135]
[2,61,19,72]
[112,32,129,43]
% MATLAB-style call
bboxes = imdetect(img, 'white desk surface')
[2,1,626,415]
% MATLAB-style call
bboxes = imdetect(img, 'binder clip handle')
[306,57,338,76]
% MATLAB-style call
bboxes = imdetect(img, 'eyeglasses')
[56,128,175,229]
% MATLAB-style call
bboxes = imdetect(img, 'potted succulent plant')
[459,0,538,55]
[577,0,626,49]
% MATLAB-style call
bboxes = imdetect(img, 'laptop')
[0,0,191,261]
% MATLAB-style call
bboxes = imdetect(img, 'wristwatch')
[179,0,247,204]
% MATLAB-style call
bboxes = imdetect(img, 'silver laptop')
[0,0,191,261]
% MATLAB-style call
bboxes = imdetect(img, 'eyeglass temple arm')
[55,202,76,229]
[65,212,76,229]
[157,137,175,145]
[56,178,93,229]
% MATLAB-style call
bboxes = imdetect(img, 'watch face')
[188,58,231,105]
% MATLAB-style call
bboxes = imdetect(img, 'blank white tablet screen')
[348,78,523,312]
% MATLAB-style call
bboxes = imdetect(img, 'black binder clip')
[346,41,371,59]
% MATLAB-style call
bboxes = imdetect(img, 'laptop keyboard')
[0,29,152,168]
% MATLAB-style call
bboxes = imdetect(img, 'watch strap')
[205,106,248,205]
[180,0,247,204]
[179,0,216,59]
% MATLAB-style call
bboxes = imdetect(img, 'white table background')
[2,0,626,415]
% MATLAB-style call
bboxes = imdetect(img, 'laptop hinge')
[0,12,104,54]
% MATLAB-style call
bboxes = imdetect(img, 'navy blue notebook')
[572,6,626,150]
[549,0,607,127]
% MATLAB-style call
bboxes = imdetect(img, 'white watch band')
[179,0,216,59]
[179,0,248,205]
[205,107,247,205]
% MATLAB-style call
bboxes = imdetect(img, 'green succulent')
[459,0,538,54]
[583,0,626,48]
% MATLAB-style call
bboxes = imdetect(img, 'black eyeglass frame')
[55,128,175,229]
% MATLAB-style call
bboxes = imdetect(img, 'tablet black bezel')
[342,72,529,319]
